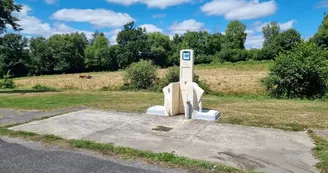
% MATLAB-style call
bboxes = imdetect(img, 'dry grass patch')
[196,69,267,95]
[15,63,268,95]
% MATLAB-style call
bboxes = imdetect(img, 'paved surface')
[0,107,85,126]
[0,137,186,173]
[11,109,319,173]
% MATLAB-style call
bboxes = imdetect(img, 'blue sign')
[182,51,191,61]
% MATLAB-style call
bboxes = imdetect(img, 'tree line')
[0,20,305,78]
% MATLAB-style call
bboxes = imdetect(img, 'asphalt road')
[0,137,186,173]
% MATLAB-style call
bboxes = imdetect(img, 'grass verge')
[311,133,328,173]
[0,90,327,131]
[0,127,251,173]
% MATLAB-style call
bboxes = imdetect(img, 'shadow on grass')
[0,89,59,94]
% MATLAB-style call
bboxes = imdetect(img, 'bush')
[0,72,16,89]
[154,66,213,94]
[264,42,328,99]
[195,55,215,64]
[32,84,56,91]
[123,59,158,90]
[0,78,15,89]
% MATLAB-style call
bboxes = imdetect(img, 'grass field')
[14,61,271,95]
[0,90,327,131]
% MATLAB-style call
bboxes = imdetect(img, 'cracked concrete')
[10,109,319,173]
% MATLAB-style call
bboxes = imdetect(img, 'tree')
[207,33,225,55]
[29,37,55,75]
[313,14,328,48]
[262,22,280,48]
[168,34,184,66]
[275,28,301,52]
[117,21,148,69]
[0,0,23,34]
[90,30,105,45]
[147,32,172,67]
[225,20,247,50]
[48,32,87,73]
[0,33,30,77]
[85,35,118,71]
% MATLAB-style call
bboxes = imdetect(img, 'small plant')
[0,70,16,89]
[32,83,56,91]
[123,60,158,90]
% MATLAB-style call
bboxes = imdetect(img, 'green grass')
[196,60,272,71]
[311,134,328,173]
[0,127,249,173]
[0,90,327,131]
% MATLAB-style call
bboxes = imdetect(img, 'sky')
[10,0,328,48]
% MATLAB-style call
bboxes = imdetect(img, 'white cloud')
[139,24,163,33]
[152,13,166,18]
[44,0,58,5]
[106,0,191,9]
[201,0,277,20]
[279,20,297,31]
[12,5,31,18]
[254,20,297,32]
[11,5,93,38]
[245,34,264,49]
[108,29,121,45]
[51,9,134,28]
[316,0,328,8]
[168,19,204,35]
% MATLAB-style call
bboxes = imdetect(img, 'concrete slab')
[10,109,319,173]
[0,107,85,126]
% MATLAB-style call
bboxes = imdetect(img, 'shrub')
[194,55,215,64]
[154,66,212,94]
[0,72,16,89]
[32,84,56,91]
[123,59,158,90]
[264,41,328,99]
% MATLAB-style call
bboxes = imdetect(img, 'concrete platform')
[10,109,319,173]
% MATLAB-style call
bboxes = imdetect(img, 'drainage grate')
[152,126,173,132]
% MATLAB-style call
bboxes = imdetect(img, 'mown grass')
[0,90,327,131]
[0,127,249,173]
[311,134,328,173]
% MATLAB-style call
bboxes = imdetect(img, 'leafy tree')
[29,37,55,74]
[262,22,280,48]
[225,20,247,50]
[168,34,184,66]
[147,32,172,67]
[207,33,225,55]
[180,31,209,56]
[85,35,118,71]
[313,14,328,48]
[0,0,23,34]
[264,41,328,99]
[117,21,148,69]
[48,32,87,73]
[274,28,301,52]
[90,30,105,45]
[0,33,30,77]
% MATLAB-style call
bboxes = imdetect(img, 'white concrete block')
[194,109,220,121]
[146,106,165,116]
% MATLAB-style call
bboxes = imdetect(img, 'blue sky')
[12,0,328,48]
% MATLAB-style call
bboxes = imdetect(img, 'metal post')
[185,99,191,120]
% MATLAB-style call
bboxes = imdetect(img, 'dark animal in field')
[79,74,92,79]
